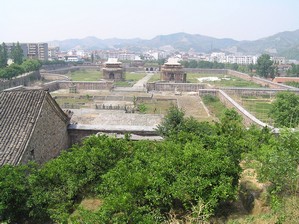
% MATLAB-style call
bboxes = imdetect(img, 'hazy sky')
[1,0,299,42]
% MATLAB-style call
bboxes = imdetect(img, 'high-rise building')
[27,43,48,61]
[6,42,49,61]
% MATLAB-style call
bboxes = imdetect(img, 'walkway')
[114,73,154,92]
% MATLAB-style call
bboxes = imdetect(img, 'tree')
[269,91,299,128]
[0,42,8,68]
[0,164,36,223]
[156,105,185,138]
[256,54,274,78]
[10,42,24,65]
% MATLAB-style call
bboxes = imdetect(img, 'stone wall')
[147,82,205,92]
[43,80,114,92]
[68,125,158,145]
[184,68,227,74]
[0,71,41,91]
[227,70,294,89]
[21,96,69,164]
[198,89,270,128]
[58,81,113,90]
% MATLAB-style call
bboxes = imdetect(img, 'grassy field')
[240,98,273,124]
[202,94,227,120]
[114,72,146,87]
[54,96,93,109]
[137,98,177,114]
[187,73,261,88]
[68,70,146,85]
[68,69,102,81]
[148,73,161,82]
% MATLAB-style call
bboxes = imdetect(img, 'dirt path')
[177,95,211,121]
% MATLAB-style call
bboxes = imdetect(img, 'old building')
[0,89,71,166]
[102,58,125,81]
[161,58,186,83]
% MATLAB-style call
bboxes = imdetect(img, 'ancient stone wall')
[147,82,205,92]
[68,125,158,145]
[227,70,294,89]
[184,68,227,74]
[0,71,41,91]
[217,90,267,127]
[58,81,113,90]
[21,97,69,164]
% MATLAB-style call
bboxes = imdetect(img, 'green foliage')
[0,135,130,223]
[10,42,24,65]
[269,91,299,127]
[0,59,41,79]
[0,43,8,68]
[285,81,299,88]
[256,54,274,78]
[137,103,147,113]
[96,135,242,222]
[287,63,299,77]
[21,59,42,72]
[156,105,185,138]
[246,129,299,195]
[0,163,37,223]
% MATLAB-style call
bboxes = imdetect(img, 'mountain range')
[49,29,299,59]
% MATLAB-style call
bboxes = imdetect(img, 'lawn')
[114,72,146,87]
[148,73,161,82]
[187,73,261,88]
[202,94,227,120]
[240,98,273,124]
[68,69,102,81]
[54,96,93,109]
[137,98,177,114]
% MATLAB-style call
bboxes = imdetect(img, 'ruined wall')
[0,71,41,91]
[218,89,269,127]
[147,82,205,92]
[184,68,227,74]
[227,70,293,89]
[43,80,114,92]
[21,97,70,164]
[68,126,158,146]
[58,81,113,90]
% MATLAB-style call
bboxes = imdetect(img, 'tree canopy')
[1,106,299,223]
[0,43,8,68]
[256,54,274,78]
[10,42,24,65]
[269,91,299,128]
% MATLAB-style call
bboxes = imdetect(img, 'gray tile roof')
[0,90,67,166]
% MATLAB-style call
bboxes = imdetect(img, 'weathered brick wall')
[21,97,69,164]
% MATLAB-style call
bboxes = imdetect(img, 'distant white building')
[226,55,257,65]
[271,56,286,65]
[64,55,80,62]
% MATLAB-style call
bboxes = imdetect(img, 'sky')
[1,0,299,43]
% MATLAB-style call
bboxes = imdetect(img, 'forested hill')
[49,29,299,59]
